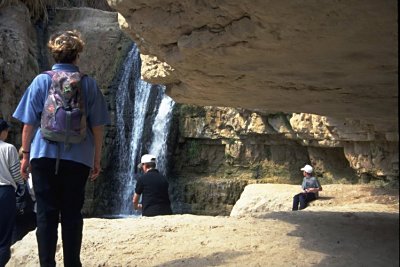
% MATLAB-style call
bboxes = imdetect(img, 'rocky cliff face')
[0,3,38,125]
[108,0,398,132]
[169,105,398,214]
[172,106,398,180]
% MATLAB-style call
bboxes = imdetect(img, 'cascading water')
[113,43,175,216]
[149,93,175,176]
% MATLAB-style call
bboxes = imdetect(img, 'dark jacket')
[135,169,172,217]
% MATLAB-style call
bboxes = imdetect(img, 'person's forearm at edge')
[132,193,142,210]
[306,187,322,193]
[91,125,104,181]
[21,124,34,180]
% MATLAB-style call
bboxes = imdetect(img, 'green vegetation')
[257,161,291,180]
[179,104,206,118]
[187,140,201,161]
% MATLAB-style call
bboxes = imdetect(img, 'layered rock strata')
[108,0,398,132]
[170,106,398,215]
[173,106,398,181]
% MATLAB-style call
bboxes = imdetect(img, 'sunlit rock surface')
[109,0,398,131]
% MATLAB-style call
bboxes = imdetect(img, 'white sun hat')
[300,164,313,174]
[137,154,156,169]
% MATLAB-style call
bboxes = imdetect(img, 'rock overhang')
[109,0,398,131]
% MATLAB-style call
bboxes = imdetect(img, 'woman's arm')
[305,187,321,193]
[20,124,35,180]
[90,125,104,181]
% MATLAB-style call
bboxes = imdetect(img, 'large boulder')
[230,184,399,217]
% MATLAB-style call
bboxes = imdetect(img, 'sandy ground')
[7,184,399,267]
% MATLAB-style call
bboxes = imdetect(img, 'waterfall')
[113,43,175,216]
[149,93,175,176]
[115,46,136,185]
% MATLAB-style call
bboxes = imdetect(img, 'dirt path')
[7,184,399,267]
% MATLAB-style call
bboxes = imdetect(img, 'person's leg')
[299,192,317,210]
[31,158,61,267]
[0,186,16,267]
[58,160,89,267]
[299,193,308,210]
[292,193,301,211]
[306,193,317,204]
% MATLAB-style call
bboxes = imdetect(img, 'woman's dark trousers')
[31,158,89,267]
[292,192,317,210]
[0,185,15,267]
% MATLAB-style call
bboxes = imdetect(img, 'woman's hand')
[90,160,101,181]
[20,157,30,180]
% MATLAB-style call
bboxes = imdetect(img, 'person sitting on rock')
[292,164,322,211]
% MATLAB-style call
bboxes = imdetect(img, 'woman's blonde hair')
[48,30,85,63]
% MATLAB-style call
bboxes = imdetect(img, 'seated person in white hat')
[132,154,172,217]
[292,164,323,211]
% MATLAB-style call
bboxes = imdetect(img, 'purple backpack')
[40,70,87,146]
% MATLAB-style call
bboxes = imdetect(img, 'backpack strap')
[43,70,55,77]
[65,111,72,149]
[42,70,56,101]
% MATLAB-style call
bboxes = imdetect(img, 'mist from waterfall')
[113,43,175,216]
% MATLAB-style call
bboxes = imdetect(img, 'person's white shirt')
[27,174,36,212]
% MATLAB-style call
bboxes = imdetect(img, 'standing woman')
[0,119,24,267]
[13,30,110,267]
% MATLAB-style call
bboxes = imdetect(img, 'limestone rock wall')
[290,114,399,179]
[108,0,398,132]
[173,105,398,181]
[170,105,398,215]
[0,3,38,126]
